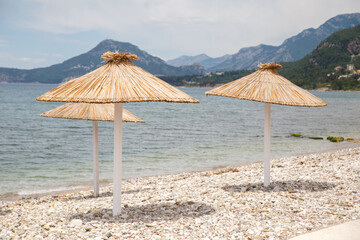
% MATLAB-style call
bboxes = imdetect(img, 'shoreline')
[1,147,359,239]
[2,141,359,202]
[2,82,360,92]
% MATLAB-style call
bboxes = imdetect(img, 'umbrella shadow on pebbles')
[63,188,153,201]
[0,209,12,216]
[68,201,215,223]
[223,180,336,193]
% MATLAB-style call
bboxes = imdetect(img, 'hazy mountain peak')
[167,54,211,67]
[0,39,206,83]
[89,39,141,56]
[209,12,360,72]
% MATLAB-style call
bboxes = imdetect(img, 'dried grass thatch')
[36,51,199,104]
[41,103,144,122]
[206,63,327,107]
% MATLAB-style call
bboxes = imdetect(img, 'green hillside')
[279,25,360,90]
[161,70,253,87]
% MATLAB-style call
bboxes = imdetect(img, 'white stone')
[69,219,83,227]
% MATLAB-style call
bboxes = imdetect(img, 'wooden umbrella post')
[205,63,327,187]
[40,103,145,200]
[113,103,123,216]
[92,120,99,197]
[264,103,271,187]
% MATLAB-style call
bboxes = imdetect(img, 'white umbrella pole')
[264,103,271,187]
[113,103,123,216]
[93,121,99,197]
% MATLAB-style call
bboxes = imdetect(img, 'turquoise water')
[0,83,359,197]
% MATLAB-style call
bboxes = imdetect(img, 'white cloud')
[52,53,64,58]
[0,38,9,47]
[18,57,45,63]
[33,51,63,58]
[0,52,46,69]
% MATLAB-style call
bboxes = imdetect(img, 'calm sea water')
[0,83,359,197]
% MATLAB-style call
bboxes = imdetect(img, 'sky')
[0,0,359,69]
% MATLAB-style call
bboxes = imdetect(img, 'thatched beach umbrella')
[41,103,144,197]
[37,51,199,216]
[206,63,327,187]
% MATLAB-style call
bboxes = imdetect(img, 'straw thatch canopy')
[206,63,327,107]
[36,51,199,104]
[40,103,144,122]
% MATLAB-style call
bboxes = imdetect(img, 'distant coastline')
[2,82,360,92]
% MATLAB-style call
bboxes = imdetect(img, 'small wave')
[0,192,19,200]
[18,185,90,197]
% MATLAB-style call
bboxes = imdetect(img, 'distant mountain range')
[0,40,206,84]
[167,13,360,72]
[166,25,360,90]
[167,54,231,69]
[1,12,359,84]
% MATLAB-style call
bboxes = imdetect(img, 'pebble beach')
[1,147,359,239]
